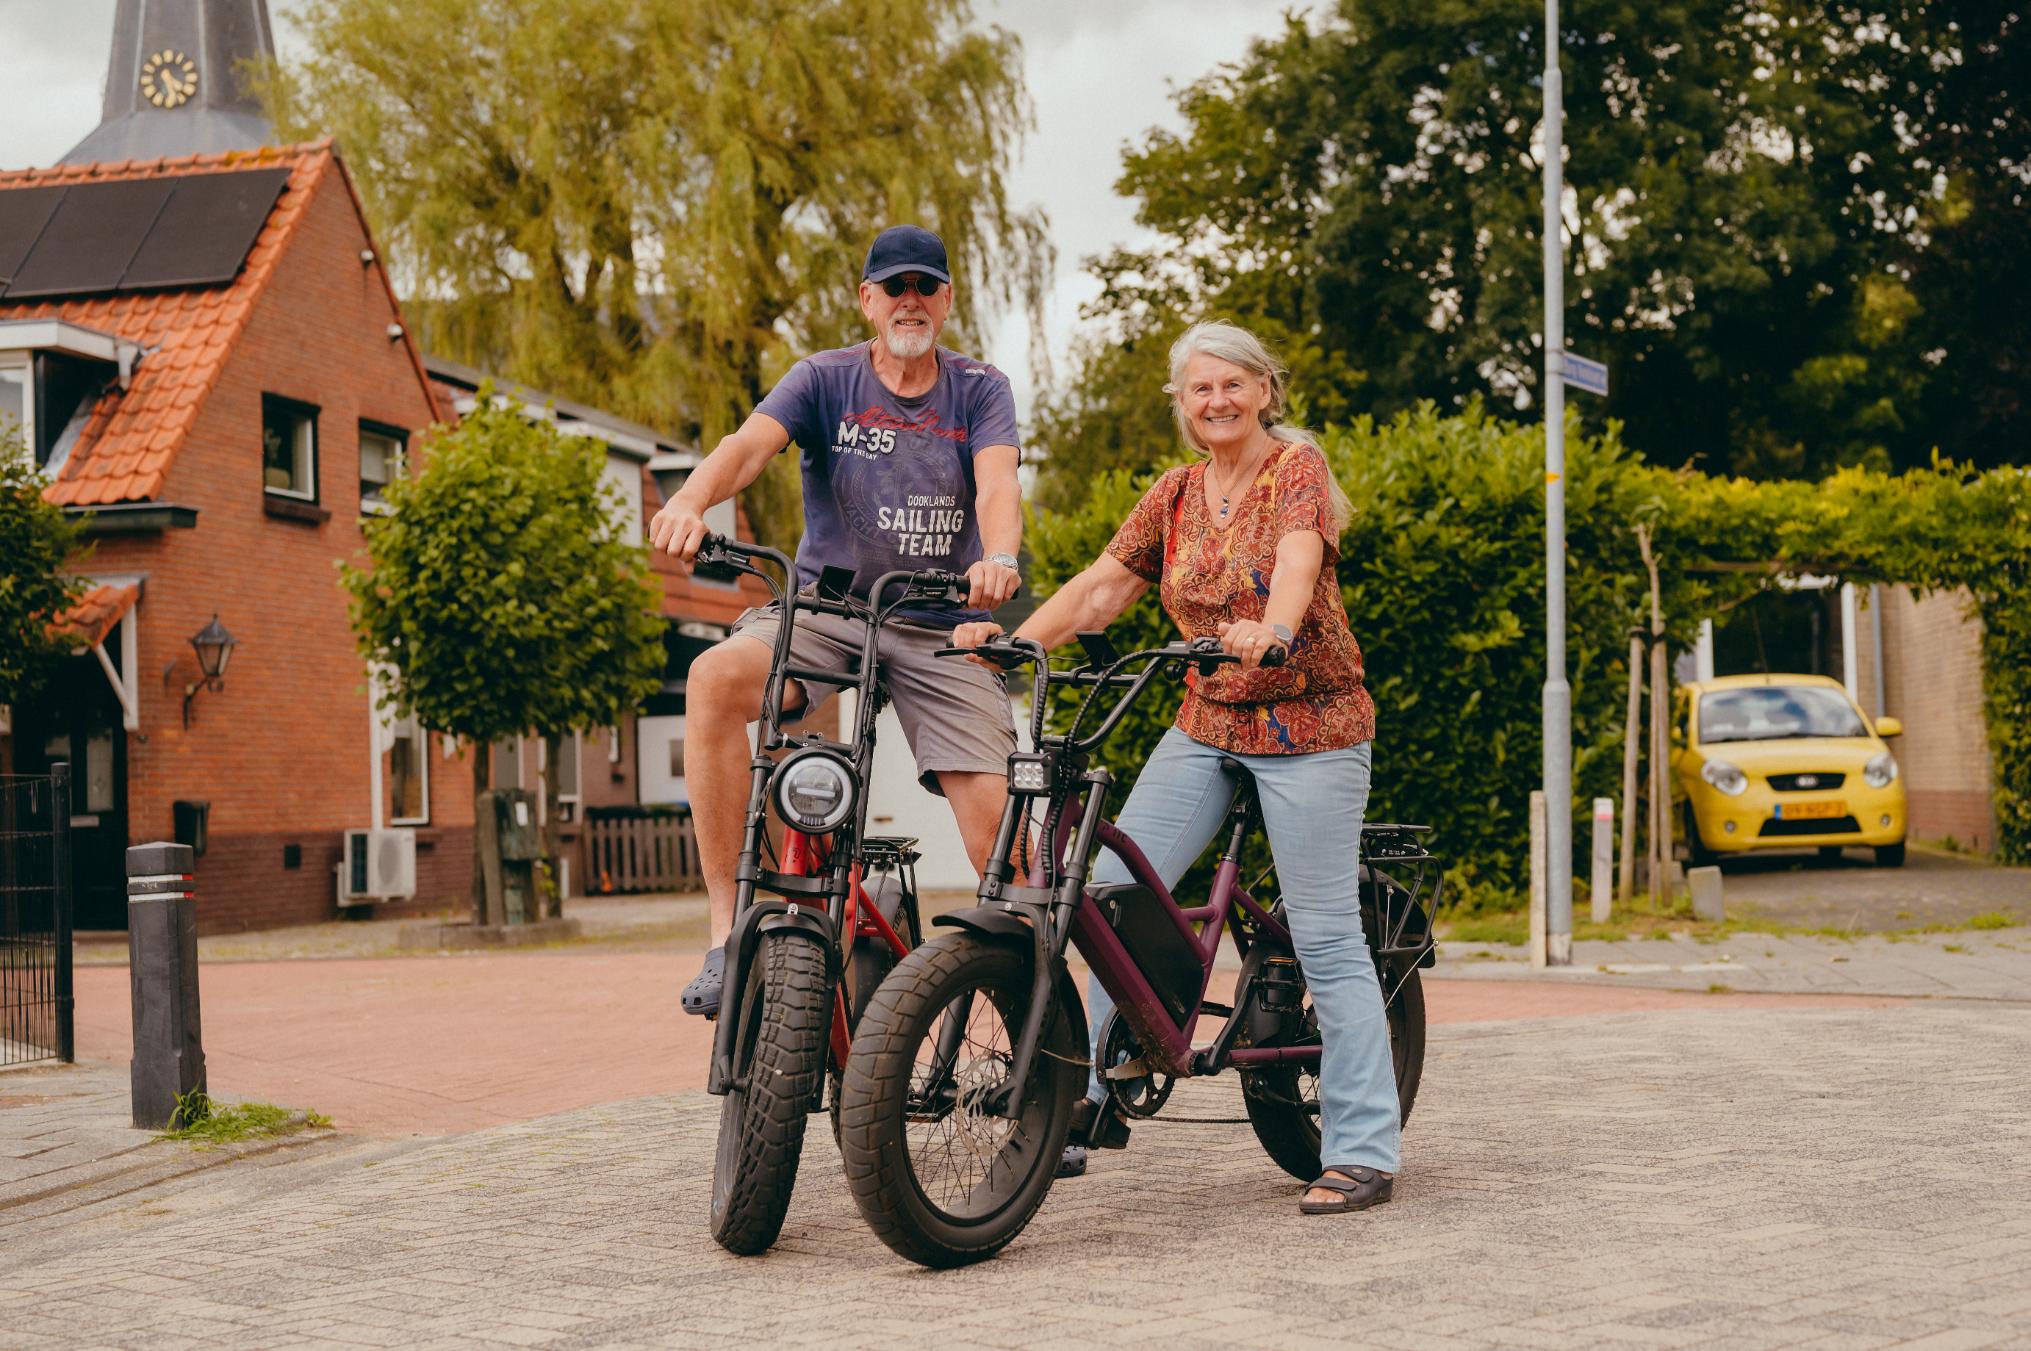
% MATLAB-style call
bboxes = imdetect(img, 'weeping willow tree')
[261,0,1051,544]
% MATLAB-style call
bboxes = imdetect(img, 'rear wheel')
[839,933,1082,1269]
[1240,964,1426,1183]
[709,933,830,1255]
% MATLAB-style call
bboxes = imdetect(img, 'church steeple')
[61,0,279,165]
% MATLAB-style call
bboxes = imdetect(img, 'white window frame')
[0,356,32,460]
[359,422,407,514]
[261,395,319,501]
[389,708,430,825]
[547,731,583,823]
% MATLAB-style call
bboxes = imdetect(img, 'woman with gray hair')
[951,320,1397,1214]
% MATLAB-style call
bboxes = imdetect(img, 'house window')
[0,359,32,459]
[359,424,406,513]
[492,738,523,790]
[261,395,319,499]
[555,731,582,822]
[390,710,429,824]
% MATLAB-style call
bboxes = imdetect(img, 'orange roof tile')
[0,142,336,507]
[56,581,140,649]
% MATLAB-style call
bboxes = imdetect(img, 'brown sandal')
[1299,1165,1393,1215]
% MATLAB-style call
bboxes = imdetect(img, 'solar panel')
[0,166,289,301]
[120,167,290,291]
[2,178,173,300]
[0,185,64,288]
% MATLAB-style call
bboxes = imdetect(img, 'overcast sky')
[0,0,1289,417]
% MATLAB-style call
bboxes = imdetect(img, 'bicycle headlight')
[1864,751,1899,789]
[770,750,856,834]
[1701,759,1749,797]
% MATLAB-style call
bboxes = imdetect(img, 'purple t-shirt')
[756,342,1021,626]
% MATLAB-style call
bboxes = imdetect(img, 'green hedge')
[1027,406,2031,901]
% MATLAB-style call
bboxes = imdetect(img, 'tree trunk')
[471,740,491,925]
[542,731,564,920]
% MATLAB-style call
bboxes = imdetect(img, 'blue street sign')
[1561,351,1608,396]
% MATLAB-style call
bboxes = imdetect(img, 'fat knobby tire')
[709,933,830,1255]
[838,933,1081,1269]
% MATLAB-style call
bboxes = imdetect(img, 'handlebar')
[936,631,1288,753]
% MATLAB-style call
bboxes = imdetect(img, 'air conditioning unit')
[340,828,417,901]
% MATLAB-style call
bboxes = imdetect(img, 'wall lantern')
[183,614,238,728]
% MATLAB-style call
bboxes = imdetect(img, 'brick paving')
[68,952,1900,1136]
[5,1001,2030,1348]
[1715,846,2031,931]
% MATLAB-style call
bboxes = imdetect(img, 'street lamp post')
[1542,0,1574,965]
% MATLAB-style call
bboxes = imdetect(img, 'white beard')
[884,326,934,360]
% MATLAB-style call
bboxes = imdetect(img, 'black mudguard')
[931,904,1090,1066]
[706,899,838,1095]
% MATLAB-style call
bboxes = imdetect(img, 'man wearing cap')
[649,224,1023,1017]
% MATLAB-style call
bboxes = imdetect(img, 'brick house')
[0,0,775,929]
[0,139,464,931]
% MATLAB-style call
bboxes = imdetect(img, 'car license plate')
[1776,800,1847,820]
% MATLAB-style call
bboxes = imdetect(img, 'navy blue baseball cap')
[863,224,952,285]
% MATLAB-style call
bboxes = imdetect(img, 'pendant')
[1219,496,1230,519]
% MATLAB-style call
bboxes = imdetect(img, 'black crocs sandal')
[680,946,725,1017]
[1298,1165,1393,1215]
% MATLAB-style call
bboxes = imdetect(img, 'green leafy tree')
[341,398,664,918]
[263,0,1049,545]
[0,432,86,712]
[1037,0,2020,506]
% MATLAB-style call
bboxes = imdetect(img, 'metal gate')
[1,766,75,1066]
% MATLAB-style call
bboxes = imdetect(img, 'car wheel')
[1874,841,1906,868]
[1817,845,1844,864]
[1683,805,1718,869]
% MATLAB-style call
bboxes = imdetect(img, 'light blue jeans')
[1084,729,1400,1174]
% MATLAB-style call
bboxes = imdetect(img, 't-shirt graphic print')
[756,342,1021,626]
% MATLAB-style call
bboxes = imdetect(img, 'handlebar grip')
[1261,644,1289,668]
[933,644,1030,670]
[693,531,732,564]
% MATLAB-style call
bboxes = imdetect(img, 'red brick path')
[73,956,1899,1137]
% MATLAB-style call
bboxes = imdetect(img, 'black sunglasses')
[880,275,944,298]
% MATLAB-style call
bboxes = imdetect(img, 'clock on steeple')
[139,50,201,109]
[60,1,278,165]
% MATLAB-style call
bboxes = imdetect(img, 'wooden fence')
[585,812,702,894]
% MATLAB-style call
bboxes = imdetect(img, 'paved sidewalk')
[1439,926,2031,1000]
[5,1001,2029,1349]
[1715,845,2030,931]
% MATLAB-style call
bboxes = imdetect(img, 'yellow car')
[1675,674,1907,868]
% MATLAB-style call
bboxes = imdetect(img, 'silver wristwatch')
[984,552,1020,571]
[1270,624,1294,645]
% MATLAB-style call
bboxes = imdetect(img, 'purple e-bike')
[837,631,1439,1268]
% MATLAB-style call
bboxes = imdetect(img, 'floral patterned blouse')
[1104,440,1376,755]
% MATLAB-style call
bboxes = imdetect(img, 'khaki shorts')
[730,600,1016,794]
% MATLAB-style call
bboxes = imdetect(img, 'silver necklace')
[1211,446,1267,521]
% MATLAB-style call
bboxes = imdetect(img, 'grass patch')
[156,1089,331,1147]
[1968,912,2017,930]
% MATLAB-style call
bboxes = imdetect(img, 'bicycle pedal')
[1067,1096,1133,1151]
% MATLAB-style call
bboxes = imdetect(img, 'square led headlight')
[1008,751,1052,796]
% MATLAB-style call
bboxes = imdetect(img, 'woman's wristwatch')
[1269,624,1293,645]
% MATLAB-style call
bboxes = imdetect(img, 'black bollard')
[127,842,205,1129]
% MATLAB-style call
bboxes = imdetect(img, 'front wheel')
[709,933,831,1255]
[1240,965,1426,1183]
[1875,841,1907,868]
[838,933,1082,1269]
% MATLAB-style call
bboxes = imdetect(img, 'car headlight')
[1701,759,1749,796]
[770,750,856,834]
[1864,751,1899,789]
